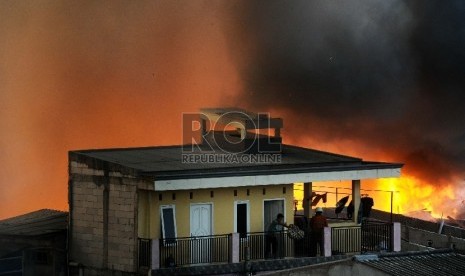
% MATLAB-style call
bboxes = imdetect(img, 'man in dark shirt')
[309,207,328,256]
[265,213,288,258]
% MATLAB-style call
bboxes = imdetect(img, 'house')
[68,108,403,275]
[0,209,68,276]
[354,249,465,276]
[369,209,465,253]
[259,249,465,276]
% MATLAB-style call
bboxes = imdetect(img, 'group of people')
[265,207,328,258]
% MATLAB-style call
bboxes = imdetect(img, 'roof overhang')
[154,166,401,191]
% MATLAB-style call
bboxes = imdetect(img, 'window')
[234,201,250,238]
[160,205,177,245]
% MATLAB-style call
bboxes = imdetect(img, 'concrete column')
[151,239,160,270]
[392,222,401,252]
[303,182,313,219]
[352,180,361,224]
[323,227,332,257]
[229,233,240,263]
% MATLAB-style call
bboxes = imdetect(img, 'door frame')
[234,200,250,234]
[160,204,177,242]
[190,202,214,237]
[189,202,214,264]
[263,198,286,231]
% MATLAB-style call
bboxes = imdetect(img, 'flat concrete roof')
[70,144,403,181]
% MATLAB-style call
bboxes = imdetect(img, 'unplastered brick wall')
[69,169,105,269]
[107,180,137,272]
[69,156,144,274]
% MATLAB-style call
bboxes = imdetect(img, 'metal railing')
[140,222,394,269]
[331,222,393,255]
[159,234,230,267]
[138,238,151,268]
[361,221,393,252]
[239,232,266,261]
[239,231,311,261]
[331,225,361,254]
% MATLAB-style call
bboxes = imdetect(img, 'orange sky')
[1,1,464,220]
[0,1,242,219]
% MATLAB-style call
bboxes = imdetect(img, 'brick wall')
[69,178,105,269]
[107,180,138,272]
[68,155,149,274]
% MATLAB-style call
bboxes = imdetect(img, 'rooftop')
[70,144,402,181]
[0,209,68,236]
[356,249,465,276]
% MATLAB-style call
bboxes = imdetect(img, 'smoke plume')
[224,0,465,202]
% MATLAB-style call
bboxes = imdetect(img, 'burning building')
[68,108,402,275]
[1,0,465,241]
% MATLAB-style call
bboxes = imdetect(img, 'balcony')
[139,221,401,273]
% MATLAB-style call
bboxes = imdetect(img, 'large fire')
[286,127,465,221]
[2,1,464,223]
[377,175,463,219]
[295,174,464,220]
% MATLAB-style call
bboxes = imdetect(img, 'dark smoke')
[226,0,465,186]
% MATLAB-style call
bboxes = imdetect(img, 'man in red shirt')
[309,207,328,256]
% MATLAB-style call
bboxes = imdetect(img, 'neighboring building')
[355,249,465,276]
[0,209,68,276]
[68,108,403,275]
[263,249,465,276]
[369,209,465,253]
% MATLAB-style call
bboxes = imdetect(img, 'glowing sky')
[1,1,464,219]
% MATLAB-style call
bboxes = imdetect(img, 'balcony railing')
[159,234,230,267]
[331,225,361,254]
[139,222,396,269]
[361,221,393,252]
[239,231,314,261]
[138,238,151,268]
[331,222,393,255]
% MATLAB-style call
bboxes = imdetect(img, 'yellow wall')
[138,184,294,239]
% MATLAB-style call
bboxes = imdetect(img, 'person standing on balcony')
[265,213,288,258]
[309,207,328,257]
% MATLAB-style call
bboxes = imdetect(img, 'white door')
[190,204,212,263]
[190,204,212,236]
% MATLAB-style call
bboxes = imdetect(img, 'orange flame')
[294,174,463,220]
[376,175,460,218]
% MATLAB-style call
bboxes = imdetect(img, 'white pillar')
[229,233,240,263]
[352,180,361,223]
[151,239,160,270]
[392,222,401,252]
[303,182,313,219]
[323,227,332,257]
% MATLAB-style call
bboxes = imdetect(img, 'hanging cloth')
[335,195,350,214]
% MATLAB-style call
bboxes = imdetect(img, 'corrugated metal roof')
[71,144,402,180]
[0,209,68,236]
[358,250,465,276]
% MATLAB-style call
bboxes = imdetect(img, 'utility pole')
[390,191,393,223]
